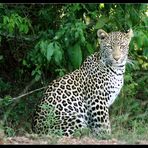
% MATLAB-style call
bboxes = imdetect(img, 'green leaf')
[143,47,148,57]
[40,40,47,56]
[8,18,15,33]
[99,3,105,9]
[35,73,41,81]
[55,68,66,77]
[75,32,79,39]
[0,55,3,60]
[22,24,29,34]
[22,59,27,66]
[31,67,41,81]
[46,43,54,62]
[3,16,9,25]
[86,42,94,54]
[31,69,36,76]
[69,44,82,69]
[53,43,62,65]
[94,16,108,29]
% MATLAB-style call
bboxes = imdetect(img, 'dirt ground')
[1,136,148,145]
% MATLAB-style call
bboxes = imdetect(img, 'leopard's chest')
[85,67,124,107]
[107,74,123,106]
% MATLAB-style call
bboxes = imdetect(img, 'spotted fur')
[32,29,133,136]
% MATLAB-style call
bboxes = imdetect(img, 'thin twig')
[0,32,39,41]
[0,86,47,101]
[12,86,47,101]
[1,86,47,124]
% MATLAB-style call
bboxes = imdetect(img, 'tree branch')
[12,86,47,101]
[0,86,48,101]
[0,32,39,41]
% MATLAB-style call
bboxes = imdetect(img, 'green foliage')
[40,104,63,136]
[68,44,82,69]
[0,3,147,138]
[110,68,147,130]
[2,13,30,34]
[0,78,11,92]
[111,119,148,144]
[73,127,91,138]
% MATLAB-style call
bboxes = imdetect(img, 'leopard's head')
[97,29,134,67]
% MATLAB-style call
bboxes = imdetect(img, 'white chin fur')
[111,60,127,67]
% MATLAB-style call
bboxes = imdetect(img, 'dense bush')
[0,3,147,136]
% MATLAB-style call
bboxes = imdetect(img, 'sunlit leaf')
[99,3,104,9]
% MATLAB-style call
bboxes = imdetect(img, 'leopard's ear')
[126,28,134,39]
[97,29,108,39]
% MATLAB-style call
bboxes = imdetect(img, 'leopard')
[32,28,134,137]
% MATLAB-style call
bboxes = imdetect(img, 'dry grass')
[1,118,148,145]
[1,132,148,145]
[1,136,125,145]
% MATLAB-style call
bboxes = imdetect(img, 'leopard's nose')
[114,56,120,61]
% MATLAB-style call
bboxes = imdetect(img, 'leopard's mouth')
[101,55,127,67]
[104,58,127,67]
[111,59,127,67]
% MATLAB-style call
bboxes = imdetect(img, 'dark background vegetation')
[0,3,147,138]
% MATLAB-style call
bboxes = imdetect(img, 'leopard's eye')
[120,43,127,51]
